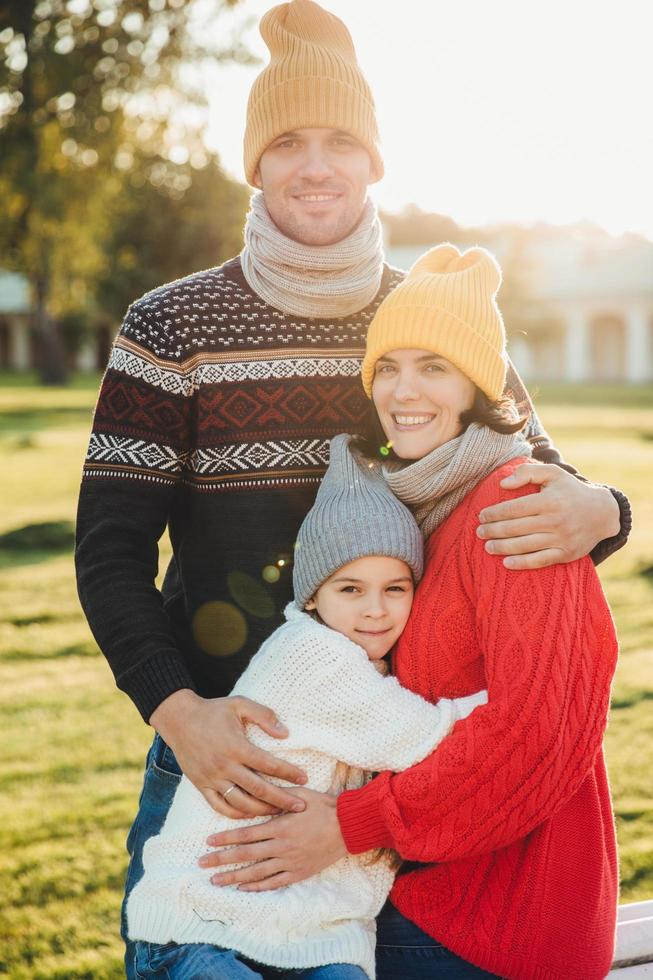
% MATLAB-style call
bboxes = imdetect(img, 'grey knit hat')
[293,433,424,608]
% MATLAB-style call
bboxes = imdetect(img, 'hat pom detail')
[408,244,502,295]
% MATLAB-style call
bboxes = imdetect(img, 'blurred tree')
[0,0,254,383]
[96,155,250,323]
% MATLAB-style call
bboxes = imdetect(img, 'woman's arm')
[337,506,619,863]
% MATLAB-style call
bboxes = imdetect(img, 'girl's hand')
[198,788,347,891]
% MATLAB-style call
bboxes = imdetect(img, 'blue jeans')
[123,738,364,980]
[375,902,503,979]
[122,740,498,980]
[122,734,183,979]
[134,941,366,979]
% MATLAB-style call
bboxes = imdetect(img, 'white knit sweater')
[127,604,487,979]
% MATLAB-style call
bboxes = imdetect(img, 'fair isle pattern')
[186,474,323,492]
[190,439,330,476]
[119,261,404,362]
[87,434,187,473]
[83,260,405,492]
[86,432,332,487]
[82,467,177,487]
[83,261,559,495]
[108,344,191,397]
[108,339,363,399]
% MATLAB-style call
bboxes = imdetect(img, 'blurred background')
[0,1,651,975]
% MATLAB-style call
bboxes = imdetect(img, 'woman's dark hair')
[459,388,527,435]
[355,385,527,462]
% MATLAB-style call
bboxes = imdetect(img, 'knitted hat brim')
[293,513,423,610]
[361,307,506,402]
[244,75,383,184]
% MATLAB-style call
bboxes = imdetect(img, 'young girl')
[127,433,486,980]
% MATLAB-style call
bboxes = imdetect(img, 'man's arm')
[75,303,306,816]
[476,358,632,569]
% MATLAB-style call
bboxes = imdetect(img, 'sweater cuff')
[337,776,394,854]
[117,652,197,723]
[590,487,633,566]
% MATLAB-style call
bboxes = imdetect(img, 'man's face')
[253,127,375,246]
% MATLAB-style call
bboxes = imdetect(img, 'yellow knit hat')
[361,244,507,401]
[243,0,383,185]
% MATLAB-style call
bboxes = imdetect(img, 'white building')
[0,269,33,370]
[3,228,653,382]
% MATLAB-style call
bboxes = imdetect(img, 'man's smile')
[293,192,342,202]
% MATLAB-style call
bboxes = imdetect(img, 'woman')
[207,244,619,980]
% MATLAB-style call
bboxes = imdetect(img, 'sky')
[202,0,653,240]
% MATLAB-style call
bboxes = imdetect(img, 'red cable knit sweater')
[337,461,619,980]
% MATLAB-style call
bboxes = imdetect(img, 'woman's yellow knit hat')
[361,244,507,401]
[243,0,383,185]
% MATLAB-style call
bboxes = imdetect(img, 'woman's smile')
[391,413,436,429]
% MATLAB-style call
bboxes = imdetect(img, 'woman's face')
[372,348,476,460]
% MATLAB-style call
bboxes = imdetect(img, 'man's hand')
[198,787,347,891]
[477,464,620,570]
[150,689,307,818]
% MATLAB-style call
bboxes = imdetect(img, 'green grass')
[0,379,652,977]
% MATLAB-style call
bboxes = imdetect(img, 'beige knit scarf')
[384,423,533,540]
[240,192,384,318]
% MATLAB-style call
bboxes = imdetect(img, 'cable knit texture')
[337,462,619,980]
[241,193,384,318]
[127,604,486,979]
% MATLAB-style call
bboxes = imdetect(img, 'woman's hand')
[198,787,347,891]
[477,464,620,569]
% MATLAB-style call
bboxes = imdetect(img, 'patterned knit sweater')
[337,462,619,980]
[127,604,486,979]
[75,257,630,722]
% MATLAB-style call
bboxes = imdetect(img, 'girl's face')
[371,348,476,460]
[305,555,414,661]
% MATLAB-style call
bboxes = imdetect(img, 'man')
[75,0,630,973]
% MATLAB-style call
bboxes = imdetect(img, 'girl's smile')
[305,555,414,661]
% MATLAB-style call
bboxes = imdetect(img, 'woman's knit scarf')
[384,423,533,540]
[240,192,384,318]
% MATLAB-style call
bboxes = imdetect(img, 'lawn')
[1,375,652,978]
